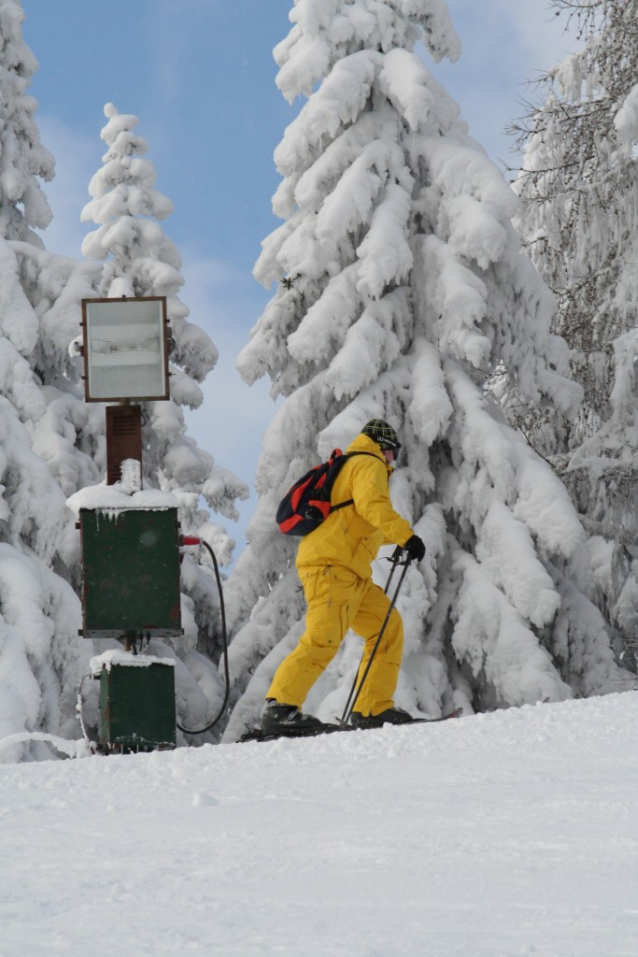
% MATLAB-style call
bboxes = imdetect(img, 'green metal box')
[80,507,182,640]
[99,660,176,752]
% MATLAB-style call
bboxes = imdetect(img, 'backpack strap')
[330,451,386,513]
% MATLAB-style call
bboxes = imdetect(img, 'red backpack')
[276,449,376,536]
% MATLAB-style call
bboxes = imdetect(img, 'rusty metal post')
[106,404,142,485]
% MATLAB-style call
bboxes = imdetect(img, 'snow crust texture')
[2,695,638,956]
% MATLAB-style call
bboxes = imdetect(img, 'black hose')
[176,540,231,736]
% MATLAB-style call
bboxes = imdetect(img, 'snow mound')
[2,693,638,956]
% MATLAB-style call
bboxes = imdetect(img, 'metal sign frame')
[81,296,170,402]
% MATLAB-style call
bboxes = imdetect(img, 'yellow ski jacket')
[296,433,414,580]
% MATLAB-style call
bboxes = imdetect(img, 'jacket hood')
[346,433,393,472]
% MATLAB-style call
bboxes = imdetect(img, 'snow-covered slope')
[2,694,638,957]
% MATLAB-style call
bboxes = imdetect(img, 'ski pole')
[383,545,404,596]
[337,547,403,726]
[339,553,412,728]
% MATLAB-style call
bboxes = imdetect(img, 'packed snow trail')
[2,694,638,957]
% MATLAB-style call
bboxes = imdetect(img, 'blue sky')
[20,0,579,557]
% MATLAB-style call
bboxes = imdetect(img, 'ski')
[240,722,348,743]
[239,707,462,743]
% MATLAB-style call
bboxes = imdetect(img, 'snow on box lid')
[66,481,179,518]
[90,650,175,675]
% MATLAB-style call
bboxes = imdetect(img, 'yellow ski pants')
[267,564,404,716]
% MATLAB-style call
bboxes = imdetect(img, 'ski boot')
[350,706,414,729]
[261,699,326,736]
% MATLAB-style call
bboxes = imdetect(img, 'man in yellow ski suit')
[262,419,426,734]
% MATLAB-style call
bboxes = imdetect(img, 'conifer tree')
[224,0,632,740]
[513,0,638,666]
[0,0,96,760]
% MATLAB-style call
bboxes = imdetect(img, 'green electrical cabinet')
[79,507,182,640]
[99,660,176,752]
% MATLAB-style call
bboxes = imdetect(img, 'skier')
[261,419,426,735]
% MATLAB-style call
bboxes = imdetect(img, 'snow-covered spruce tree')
[0,0,100,760]
[513,0,638,667]
[223,0,633,740]
[79,104,249,736]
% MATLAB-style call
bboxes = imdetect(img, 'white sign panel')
[82,297,169,401]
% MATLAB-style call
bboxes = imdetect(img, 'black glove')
[404,534,425,563]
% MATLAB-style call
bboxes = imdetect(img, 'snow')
[89,649,175,674]
[65,479,179,517]
[2,693,638,956]
[614,82,638,144]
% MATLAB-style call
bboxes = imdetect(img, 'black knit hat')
[361,419,401,451]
